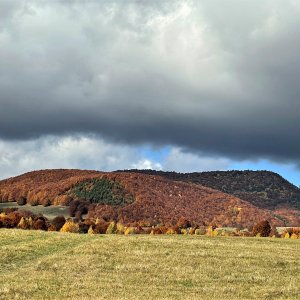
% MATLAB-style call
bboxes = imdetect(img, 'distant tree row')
[1,208,299,239]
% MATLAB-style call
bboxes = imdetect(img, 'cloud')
[162,147,230,173]
[0,135,231,179]
[0,135,140,179]
[132,159,162,170]
[0,1,299,166]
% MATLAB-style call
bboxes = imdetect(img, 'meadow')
[0,229,299,300]
[0,202,69,219]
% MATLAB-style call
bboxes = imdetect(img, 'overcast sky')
[0,0,299,185]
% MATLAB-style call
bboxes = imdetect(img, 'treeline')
[0,208,299,239]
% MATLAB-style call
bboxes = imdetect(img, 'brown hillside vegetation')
[88,172,284,228]
[0,169,101,206]
[121,169,300,226]
[120,170,300,209]
[0,169,291,228]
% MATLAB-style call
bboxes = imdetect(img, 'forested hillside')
[122,170,300,210]
[0,169,291,227]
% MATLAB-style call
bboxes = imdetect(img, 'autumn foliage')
[252,220,271,237]
[0,169,298,228]
[51,216,66,231]
[1,206,299,239]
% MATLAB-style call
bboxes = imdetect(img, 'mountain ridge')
[119,169,300,210]
[0,169,299,227]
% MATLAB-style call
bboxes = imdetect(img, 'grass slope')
[0,230,299,300]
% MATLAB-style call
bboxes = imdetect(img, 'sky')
[0,0,299,186]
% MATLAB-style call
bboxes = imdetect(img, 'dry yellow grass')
[0,229,299,300]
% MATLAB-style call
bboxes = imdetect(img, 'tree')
[252,220,271,237]
[176,216,191,229]
[51,216,66,231]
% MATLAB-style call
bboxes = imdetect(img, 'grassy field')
[0,202,69,219]
[0,229,299,300]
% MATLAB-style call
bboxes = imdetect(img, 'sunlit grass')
[0,229,299,299]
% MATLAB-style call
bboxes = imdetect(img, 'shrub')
[69,199,89,218]
[2,211,22,228]
[124,227,136,235]
[252,220,271,237]
[17,217,30,230]
[75,211,83,221]
[156,226,168,234]
[195,227,206,235]
[173,226,181,234]
[177,217,192,229]
[88,225,95,234]
[51,216,66,231]
[33,217,48,231]
[94,219,109,234]
[269,227,280,238]
[291,233,298,239]
[79,223,90,234]
[166,226,180,234]
[292,228,300,236]
[69,200,80,217]
[206,226,214,236]
[212,229,219,236]
[194,229,201,235]
[209,223,217,230]
[135,226,145,234]
[116,223,125,234]
[143,227,152,234]
[283,227,300,238]
[151,227,163,235]
[188,228,196,235]
[48,224,56,231]
[240,230,253,237]
[106,221,117,234]
[84,218,95,226]
[27,217,34,229]
[77,202,88,215]
[17,197,27,206]
[60,219,79,233]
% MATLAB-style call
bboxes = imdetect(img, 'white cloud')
[132,159,162,170]
[162,147,230,173]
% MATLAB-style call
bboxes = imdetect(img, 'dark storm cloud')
[0,0,300,165]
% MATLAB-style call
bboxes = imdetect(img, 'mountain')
[0,169,298,227]
[119,170,300,209]
[120,169,300,225]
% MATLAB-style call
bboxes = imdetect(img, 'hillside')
[0,169,289,228]
[0,169,102,206]
[121,170,300,210]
